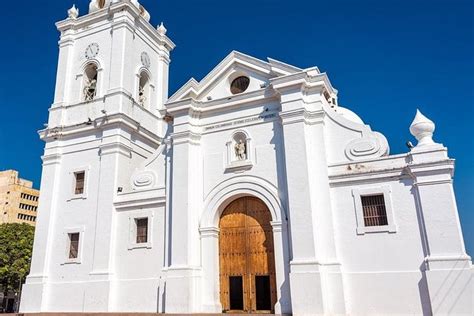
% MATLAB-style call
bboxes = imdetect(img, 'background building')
[0,170,39,226]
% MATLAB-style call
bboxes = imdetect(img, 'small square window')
[352,186,397,235]
[136,218,148,244]
[68,233,80,259]
[74,172,85,195]
[361,194,388,227]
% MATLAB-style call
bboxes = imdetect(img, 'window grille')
[68,233,80,259]
[361,194,388,227]
[136,218,148,243]
[74,172,85,195]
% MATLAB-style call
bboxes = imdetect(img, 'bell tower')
[20,0,175,312]
[49,0,174,134]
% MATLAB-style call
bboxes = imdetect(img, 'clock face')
[85,43,100,59]
[141,52,151,68]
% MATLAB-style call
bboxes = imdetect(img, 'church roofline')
[168,50,306,103]
[267,57,303,74]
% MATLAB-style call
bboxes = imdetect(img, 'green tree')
[0,223,35,300]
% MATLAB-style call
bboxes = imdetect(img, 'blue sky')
[0,0,472,254]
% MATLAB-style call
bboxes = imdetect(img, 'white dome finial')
[68,4,79,19]
[157,22,167,35]
[409,109,436,147]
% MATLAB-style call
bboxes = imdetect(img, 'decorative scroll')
[345,132,389,161]
[131,170,157,190]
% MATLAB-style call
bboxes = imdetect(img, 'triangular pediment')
[168,51,302,103]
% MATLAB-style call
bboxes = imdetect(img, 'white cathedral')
[20,1,473,315]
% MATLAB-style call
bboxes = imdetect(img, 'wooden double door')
[219,197,277,313]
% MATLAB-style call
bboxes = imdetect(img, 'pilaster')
[275,71,346,315]
[90,139,132,277]
[408,145,472,315]
[271,221,292,314]
[164,114,203,312]
[199,227,222,313]
[53,29,75,107]
[20,152,62,312]
[280,102,323,314]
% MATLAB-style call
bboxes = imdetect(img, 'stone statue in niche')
[234,139,247,161]
[138,86,146,106]
[84,78,97,101]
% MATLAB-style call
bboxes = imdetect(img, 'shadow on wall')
[158,281,166,313]
[418,262,433,316]
[405,176,434,316]
[434,260,472,315]
[270,108,292,312]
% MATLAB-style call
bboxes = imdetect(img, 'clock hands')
[86,44,99,59]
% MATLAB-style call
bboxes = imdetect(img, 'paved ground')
[9,314,285,316]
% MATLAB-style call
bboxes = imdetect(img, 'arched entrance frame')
[199,176,291,314]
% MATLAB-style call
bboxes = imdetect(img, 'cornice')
[271,70,336,96]
[167,89,278,118]
[329,155,456,186]
[39,113,162,146]
[41,153,62,166]
[329,167,408,187]
[303,110,326,125]
[171,131,202,145]
[168,78,199,103]
[99,142,132,157]
[280,109,306,125]
[114,188,166,210]
[406,158,455,179]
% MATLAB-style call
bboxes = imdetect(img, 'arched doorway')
[219,196,277,313]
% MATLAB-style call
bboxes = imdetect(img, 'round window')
[230,76,250,94]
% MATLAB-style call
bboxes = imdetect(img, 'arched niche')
[225,130,253,172]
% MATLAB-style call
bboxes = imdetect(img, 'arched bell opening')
[138,71,150,108]
[83,63,98,102]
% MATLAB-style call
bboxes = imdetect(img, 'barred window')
[68,233,80,259]
[361,194,388,227]
[74,171,85,195]
[136,218,148,244]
